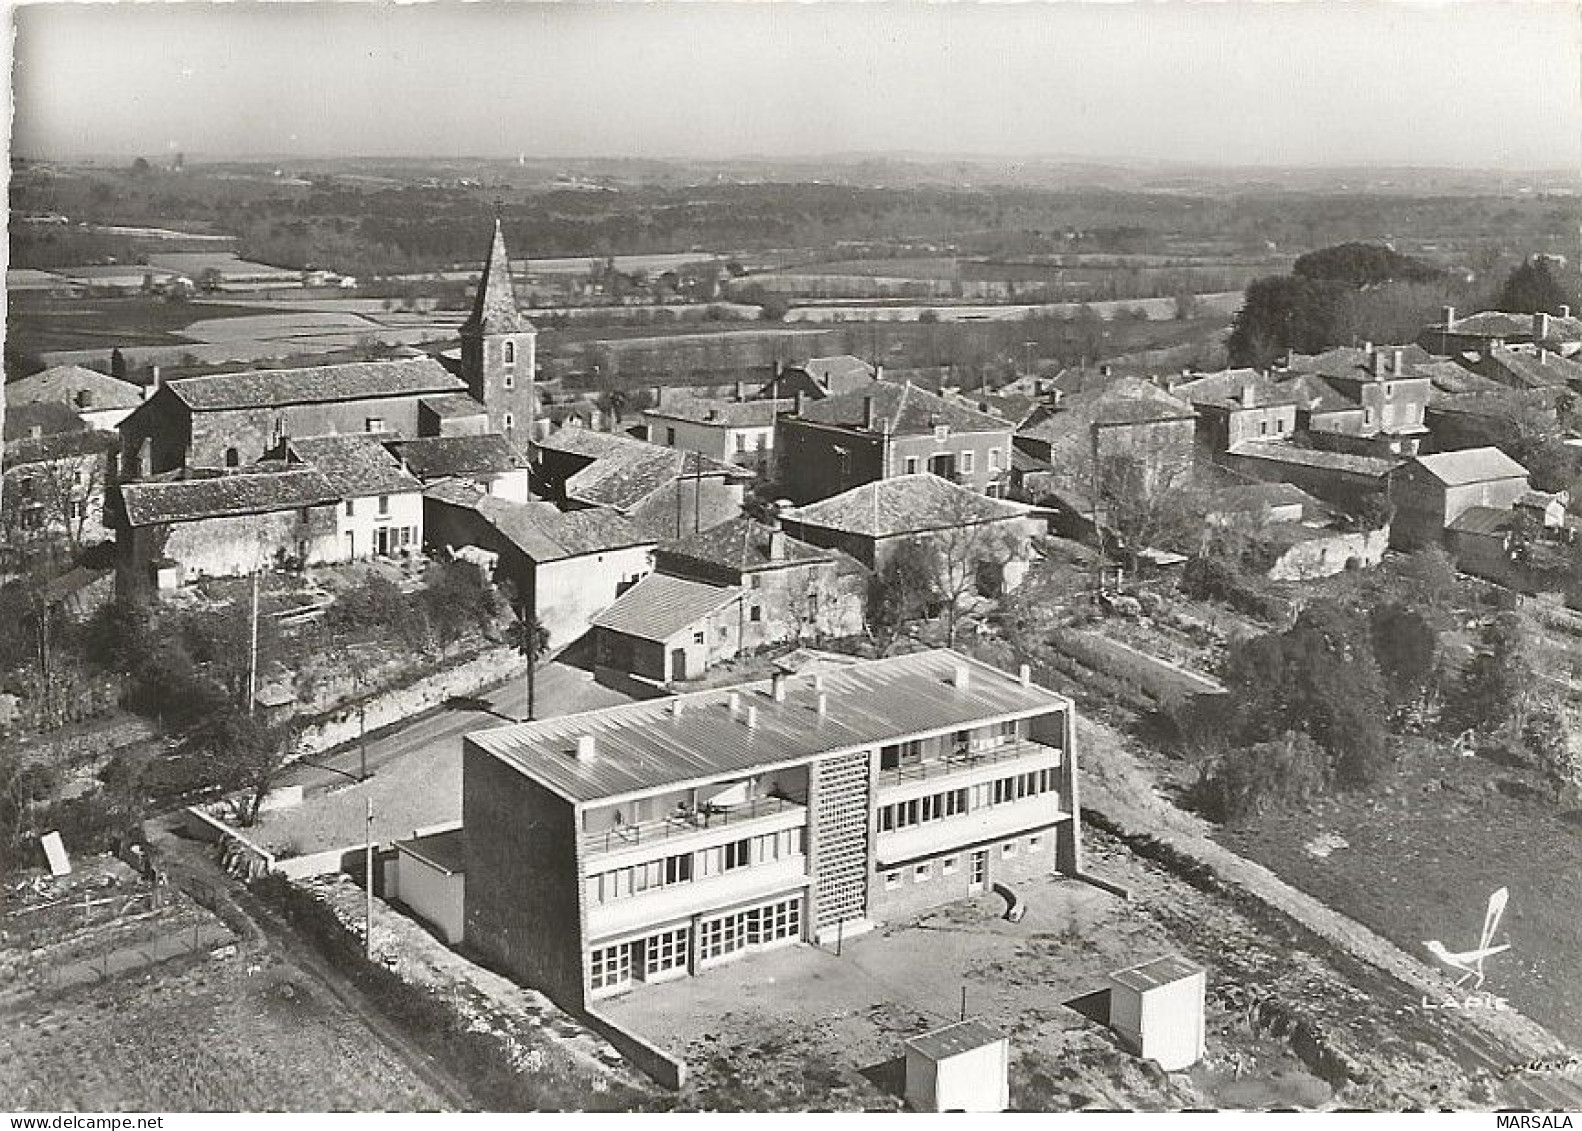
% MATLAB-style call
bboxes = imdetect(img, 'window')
[662,853,692,885]
[503,372,514,390]
[699,914,747,961]
[345,500,355,518]
[377,495,390,516]
[884,870,902,891]
[736,434,748,453]
[1028,835,1044,853]
[365,418,386,434]
[914,863,931,883]
[749,575,761,589]
[692,630,705,644]
[836,448,851,475]
[959,450,975,474]
[504,413,515,432]
[297,508,309,524]
[666,428,677,446]
[749,606,762,623]
[722,838,752,871]
[1001,841,1017,859]
[904,456,920,474]
[934,424,950,442]
[224,447,240,468]
[503,340,516,366]
[942,855,959,876]
[590,943,632,992]
[644,928,688,978]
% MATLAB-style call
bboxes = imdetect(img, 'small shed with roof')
[391,825,466,944]
[1107,954,1206,1072]
[902,1018,1010,1113]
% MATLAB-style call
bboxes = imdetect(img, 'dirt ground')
[604,862,1344,1112]
[0,856,452,1111]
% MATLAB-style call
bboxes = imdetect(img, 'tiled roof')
[1419,360,1507,397]
[1447,505,1516,537]
[589,572,742,643]
[462,218,531,336]
[1272,373,1362,414]
[469,649,1071,804]
[1284,344,1435,380]
[3,428,118,470]
[1017,377,1195,445]
[797,381,1010,437]
[645,397,792,428]
[8,365,144,411]
[1440,310,1582,341]
[385,434,525,480]
[165,357,464,411]
[1474,347,1582,391]
[659,515,833,573]
[1410,447,1529,487]
[799,355,874,394]
[426,481,651,561]
[1227,440,1400,476]
[1208,481,1321,515]
[780,473,1033,538]
[119,467,339,527]
[1174,368,1302,410]
[420,393,490,419]
[287,433,422,498]
[539,428,749,512]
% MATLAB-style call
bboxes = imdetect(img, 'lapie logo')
[1423,886,1510,993]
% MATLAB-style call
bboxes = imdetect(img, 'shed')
[902,1018,1009,1113]
[1107,954,1206,1071]
[391,826,466,945]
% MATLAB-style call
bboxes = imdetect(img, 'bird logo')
[1424,887,1510,990]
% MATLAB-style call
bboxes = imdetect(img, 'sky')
[11,1,1582,170]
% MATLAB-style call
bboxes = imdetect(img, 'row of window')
[875,767,1059,836]
[881,835,1044,891]
[588,896,804,993]
[699,896,802,962]
[878,720,1024,771]
[346,495,394,518]
[899,448,1003,476]
[585,827,804,905]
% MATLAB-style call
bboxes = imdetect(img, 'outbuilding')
[1107,954,1206,1072]
[390,826,466,945]
[902,1018,1010,1113]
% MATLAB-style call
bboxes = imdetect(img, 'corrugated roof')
[1227,441,1400,477]
[288,433,422,498]
[119,467,339,527]
[659,515,833,574]
[904,1019,1007,1061]
[386,434,525,479]
[1411,447,1529,487]
[780,473,1033,539]
[1447,505,1516,537]
[468,649,1071,804]
[797,381,1010,436]
[8,365,144,411]
[166,357,464,411]
[589,573,743,643]
[1109,954,1204,993]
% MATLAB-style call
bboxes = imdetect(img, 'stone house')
[384,434,531,503]
[1221,440,1400,513]
[423,481,654,649]
[1387,447,1531,551]
[589,571,747,685]
[775,381,1015,504]
[285,433,425,561]
[1173,368,1301,453]
[6,365,146,433]
[2,429,120,553]
[642,395,793,472]
[1418,306,1582,359]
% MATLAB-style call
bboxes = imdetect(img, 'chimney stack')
[728,690,741,715]
[1240,381,1257,409]
[744,705,759,729]
[669,698,685,717]
[862,395,876,431]
[874,362,884,383]
[1371,348,1385,380]
[575,734,597,762]
[793,389,804,417]
[771,672,787,702]
[652,385,664,409]
[1534,312,1552,342]
[152,365,163,388]
[1019,663,1032,688]
[736,380,746,402]
[815,692,828,716]
[1560,305,1572,320]
[768,529,786,561]
[952,665,970,691]
[1392,348,1403,378]
[1442,305,1456,327]
[812,672,825,692]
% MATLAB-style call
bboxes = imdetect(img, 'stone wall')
[1266,527,1389,582]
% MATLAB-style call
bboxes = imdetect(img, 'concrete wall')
[537,547,655,651]
[339,490,424,560]
[141,504,341,583]
[394,848,466,944]
[464,742,589,1011]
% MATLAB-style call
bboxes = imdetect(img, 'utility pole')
[364,798,374,959]
[247,567,260,715]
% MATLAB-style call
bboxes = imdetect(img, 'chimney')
[815,692,828,716]
[705,407,719,422]
[728,690,741,715]
[874,363,884,383]
[744,705,759,729]
[1283,347,1295,370]
[793,390,805,417]
[76,389,94,409]
[1392,348,1403,378]
[1100,363,1113,379]
[1371,348,1385,380]
[652,385,664,409]
[1019,663,1032,688]
[28,424,43,440]
[768,529,786,561]
[152,365,163,387]
[862,395,875,431]
[1442,305,1456,328]
[1534,312,1552,341]
[736,380,746,402]
[952,665,970,691]
[575,734,597,762]
[670,698,685,717]
[1240,381,1256,408]
[812,672,825,692]
[1362,340,1373,357]
[1560,305,1572,320]
[771,672,787,702]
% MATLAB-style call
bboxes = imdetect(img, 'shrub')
[1189,731,1330,825]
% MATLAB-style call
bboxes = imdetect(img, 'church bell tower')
[460,215,536,445]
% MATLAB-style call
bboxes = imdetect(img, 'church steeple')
[463,215,524,336]
[460,213,536,443]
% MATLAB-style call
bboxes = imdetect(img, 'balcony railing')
[875,739,1060,788]
[582,794,807,857]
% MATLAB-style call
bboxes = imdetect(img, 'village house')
[1423,386,1567,455]
[757,355,876,401]
[6,364,146,433]
[1386,446,1532,551]
[778,473,1042,589]
[461,649,1079,1007]
[775,381,1015,504]
[1220,439,1399,513]
[1446,503,1575,594]
[1465,343,1582,392]
[642,394,793,472]
[1418,305,1582,359]
[108,465,343,590]
[532,427,750,540]
[1204,482,1389,581]
[1,429,120,555]
[285,433,425,561]
[1290,347,1432,458]
[1173,368,1301,453]
[384,434,531,503]
[588,572,749,686]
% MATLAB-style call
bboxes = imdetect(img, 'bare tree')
[2,447,109,558]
